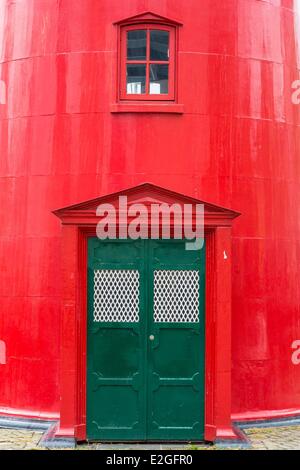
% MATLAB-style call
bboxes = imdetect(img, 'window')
[120,24,176,101]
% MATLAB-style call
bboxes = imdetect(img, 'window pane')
[149,64,169,94]
[127,30,146,60]
[127,64,146,94]
[150,30,169,61]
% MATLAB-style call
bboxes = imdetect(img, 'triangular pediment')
[53,183,240,222]
[113,11,182,27]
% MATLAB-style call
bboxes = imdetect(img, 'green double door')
[87,238,205,441]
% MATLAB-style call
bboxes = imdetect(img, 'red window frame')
[119,24,176,101]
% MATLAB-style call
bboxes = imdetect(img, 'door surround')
[53,183,240,442]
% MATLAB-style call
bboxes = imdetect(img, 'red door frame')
[53,183,240,442]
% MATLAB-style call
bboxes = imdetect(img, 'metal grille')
[153,270,200,323]
[93,270,140,322]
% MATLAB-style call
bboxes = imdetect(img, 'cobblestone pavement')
[242,425,300,450]
[0,429,42,450]
[0,425,300,450]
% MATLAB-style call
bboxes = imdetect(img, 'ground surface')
[0,424,300,450]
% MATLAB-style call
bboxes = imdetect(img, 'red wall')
[0,0,299,419]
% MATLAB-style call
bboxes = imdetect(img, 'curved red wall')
[0,0,299,419]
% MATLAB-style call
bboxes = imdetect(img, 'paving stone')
[244,425,300,451]
[0,424,299,450]
[0,429,43,450]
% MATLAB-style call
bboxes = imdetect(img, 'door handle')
[149,335,155,341]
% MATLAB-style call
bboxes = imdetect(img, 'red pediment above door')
[53,183,240,227]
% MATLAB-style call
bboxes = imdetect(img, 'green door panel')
[87,238,205,441]
[147,239,205,440]
[87,238,147,440]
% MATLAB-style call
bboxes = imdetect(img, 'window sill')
[110,103,184,114]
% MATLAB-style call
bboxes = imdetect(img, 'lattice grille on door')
[153,270,200,323]
[93,270,140,322]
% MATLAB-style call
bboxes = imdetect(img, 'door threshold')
[86,440,206,444]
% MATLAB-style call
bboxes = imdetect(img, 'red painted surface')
[0,0,300,425]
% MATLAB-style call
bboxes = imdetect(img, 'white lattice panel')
[93,270,140,322]
[153,270,200,323]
